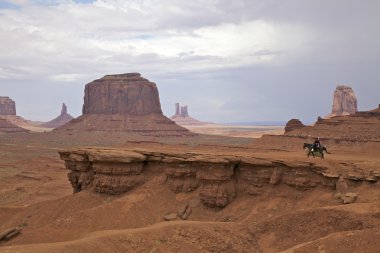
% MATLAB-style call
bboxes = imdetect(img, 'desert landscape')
[0,73,379,253]
[1,1,379,253]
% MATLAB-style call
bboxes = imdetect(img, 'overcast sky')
[0,0,379,123]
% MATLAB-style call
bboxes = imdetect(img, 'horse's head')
[303,143,308,149]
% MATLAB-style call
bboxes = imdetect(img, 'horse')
[303,143,330,159]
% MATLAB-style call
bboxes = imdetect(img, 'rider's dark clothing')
[312,139,321,150]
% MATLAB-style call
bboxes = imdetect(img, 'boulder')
[163,213,177,221]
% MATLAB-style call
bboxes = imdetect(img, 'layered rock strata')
[285,105,380,141]
[42,103,74,128]
[0,97,16,115]
[56,73,191,136]
[59,147,380,208]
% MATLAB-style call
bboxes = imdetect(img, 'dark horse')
[303,143,330,159]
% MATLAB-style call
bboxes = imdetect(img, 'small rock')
[341,192,358,204]
[163,213,177,221]
[177,204,189,217]
[0,227,22,241]
[180,207,192,220]
[333,192,343,199]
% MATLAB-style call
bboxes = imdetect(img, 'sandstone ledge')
[59,147,379,208]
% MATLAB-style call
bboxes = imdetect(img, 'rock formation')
[327,85,357,118]
[285,105,380,141]
[0,97,16,115]
[82,73,162,115]
[171,103,206,126]
[56,73,191,136]
[0,118,29,133]
[59,146,380,209]
[284,119,305,133]
[41,103,74,128]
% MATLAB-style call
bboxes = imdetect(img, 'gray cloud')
[0,0,379,122]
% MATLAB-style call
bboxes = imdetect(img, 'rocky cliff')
[0,97,16,115]
[42,103,74,128]
[82,73,162,115]
[284,119,305,133]
[59,147,379,209]
[56,73,191,136]
[327,85,357,118]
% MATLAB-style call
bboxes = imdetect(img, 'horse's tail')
[323,147,331,154]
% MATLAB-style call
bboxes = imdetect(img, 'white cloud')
[0,0,313,80]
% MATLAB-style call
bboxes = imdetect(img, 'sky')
[0,0,379,124]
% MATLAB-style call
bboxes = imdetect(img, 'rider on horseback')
[312,137,321,152]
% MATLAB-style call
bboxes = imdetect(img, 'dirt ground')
[0,129,380,253]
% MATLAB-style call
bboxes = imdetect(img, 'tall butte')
[56,73,190,135]
[326,85,358,118]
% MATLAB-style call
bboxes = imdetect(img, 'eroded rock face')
[0,97,16,115]
[42,103,74,128]
[328,85,357,117]
[82,73,162,115]
[284,119,305,134]
[59,147,379,209]
[56,73,190,135]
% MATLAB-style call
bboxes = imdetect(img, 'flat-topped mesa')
[0,97,16,115]
[82,73,162,115]
[56,73,191,135]
[327,85,357,118]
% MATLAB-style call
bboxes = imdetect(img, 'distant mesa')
[0,96,29,133]
[56,73,191,136]
[171,103,207,126]
[284,119,305,134]
[0,118,29,133]
[326,85,357,118]
[0,96,16,115]
[41,103,74,128]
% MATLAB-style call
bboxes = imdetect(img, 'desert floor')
[0,128,380,253]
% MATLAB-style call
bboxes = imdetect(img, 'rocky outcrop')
[56,73,191,136]
[284,119,305,133]
[171,103,207,126]
[59,147,380,209]
[41,103,74,128]
[82,73,162,115]
[327,85,357,118]
[285,105,380,141]
[0,97,16,115]
[0,118,29,133]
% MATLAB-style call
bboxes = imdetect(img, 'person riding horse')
[311,137,321,152]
